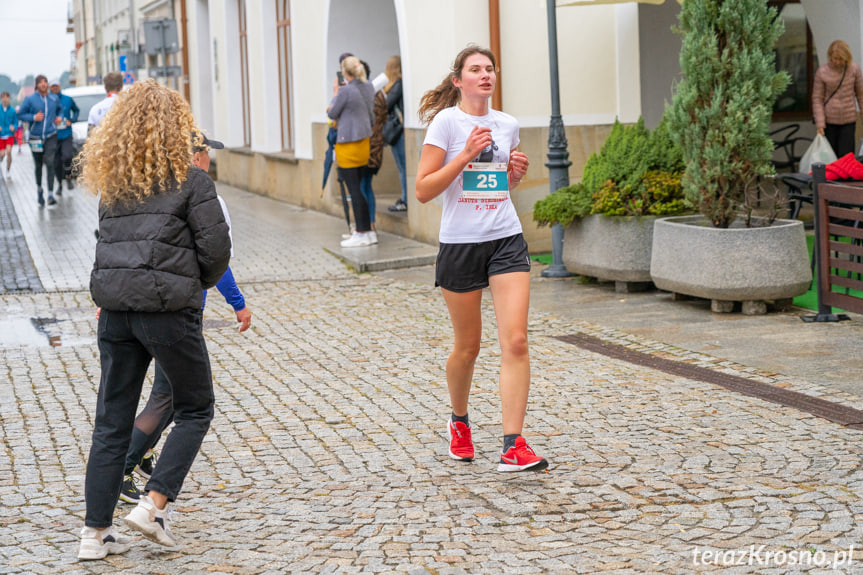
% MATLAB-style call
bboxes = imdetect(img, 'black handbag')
[382,108,402,146]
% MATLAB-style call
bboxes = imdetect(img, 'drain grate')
[555,333,863,429]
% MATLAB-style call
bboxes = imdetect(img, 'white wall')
[802,0,861,63]
[499,1,622,127]
[400,0,489,129]
[187,0,214,136]
[187,0,653,158]
[326,0,399,92]
[246,1,282,153]
[292,1,328,159]
[209,0,245,148]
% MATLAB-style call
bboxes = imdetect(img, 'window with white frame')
[276,0,293,151]
[238,0,251,146]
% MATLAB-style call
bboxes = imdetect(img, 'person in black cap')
[116,130,252,506]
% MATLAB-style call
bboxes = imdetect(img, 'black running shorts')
[435,233,531,292]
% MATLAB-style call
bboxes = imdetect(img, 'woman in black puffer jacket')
[75,79,231,560]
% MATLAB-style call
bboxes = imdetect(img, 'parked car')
[63,85,107,157]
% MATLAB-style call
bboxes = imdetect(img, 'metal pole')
[541,0,572,278]
[161,21,168,83]
[94,0,102,80]
[128,0,136,70]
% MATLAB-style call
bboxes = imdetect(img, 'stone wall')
[215,122,614,252]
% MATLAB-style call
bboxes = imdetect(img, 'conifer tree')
[667,0,789,228]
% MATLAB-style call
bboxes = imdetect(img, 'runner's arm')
[415,125,492,203]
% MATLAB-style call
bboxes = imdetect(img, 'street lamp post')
[541,0,572,278]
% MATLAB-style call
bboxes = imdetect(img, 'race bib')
[462,162,508,200]
[28,139,43,153]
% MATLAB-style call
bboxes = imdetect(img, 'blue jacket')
[18,92,62,140]
[0,105,17,138]
[55,92,79,141]
[202,266,246,311]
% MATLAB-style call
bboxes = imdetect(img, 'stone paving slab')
[3,152,863,573]
[0,175,43,294]
[3,280,863,573]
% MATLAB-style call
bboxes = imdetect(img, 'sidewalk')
[2,151,863,573]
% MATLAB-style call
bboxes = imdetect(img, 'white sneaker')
[340,232,372,248]
[368,231,378,245]
[341,225,356,240]
[77,525,131,560]
[123,494,177,547]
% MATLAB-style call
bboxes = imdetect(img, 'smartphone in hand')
[336,71,345,85]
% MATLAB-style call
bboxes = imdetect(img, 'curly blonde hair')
[78,80,202,208]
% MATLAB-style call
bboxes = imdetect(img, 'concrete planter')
[563,215,657,289]
[650,215,812,312]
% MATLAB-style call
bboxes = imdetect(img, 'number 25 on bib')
[462,162,508,201]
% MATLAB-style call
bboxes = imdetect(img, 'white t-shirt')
[217,195,234,257]
[87,94,117,127]
[423,106,522,244]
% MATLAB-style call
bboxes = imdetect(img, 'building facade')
[71,0,863,249]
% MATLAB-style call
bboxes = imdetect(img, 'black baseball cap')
[192,131,224,152]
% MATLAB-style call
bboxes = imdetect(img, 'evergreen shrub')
[666,0,790,228]
[533,116,689,226]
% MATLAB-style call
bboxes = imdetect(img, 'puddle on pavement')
[0,317,94,348]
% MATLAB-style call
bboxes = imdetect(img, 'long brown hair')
[384,55,402,93]
[417,45,497,125]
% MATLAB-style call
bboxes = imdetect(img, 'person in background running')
[415,45,547,473]
[17,75,62,206]
[49,79,79,193]
[0,91,17,180]
[15,123,23,155]
[118,133,253,505]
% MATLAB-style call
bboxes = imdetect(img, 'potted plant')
[533,117,690,292]
[652,0,811,314]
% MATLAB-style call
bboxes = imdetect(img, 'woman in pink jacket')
[813,40,863,158]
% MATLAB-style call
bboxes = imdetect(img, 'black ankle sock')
[451,412,469,427]
[503,434,520,452]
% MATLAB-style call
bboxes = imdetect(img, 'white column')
[209,0,245,148]
[187,0,215,136]
[802,0,861,63]
[246,1,282,153]
[615,3,641,123]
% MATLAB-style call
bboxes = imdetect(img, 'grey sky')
[0,0,76,83]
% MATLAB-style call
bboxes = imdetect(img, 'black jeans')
[31,134,57,191]
[123,363,174,476]
[338,166,370,233]
[85,308,215,528]
[825,122,856,158]
[54,136,73,186]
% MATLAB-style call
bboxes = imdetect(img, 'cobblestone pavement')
[3,153,863,574]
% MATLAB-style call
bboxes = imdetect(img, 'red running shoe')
[498,436,548,472]
[447,420,474,461]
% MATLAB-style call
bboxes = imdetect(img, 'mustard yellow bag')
[335,138,370,169]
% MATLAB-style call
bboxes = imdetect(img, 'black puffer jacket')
[90,167,231,312]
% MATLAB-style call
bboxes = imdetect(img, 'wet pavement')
[3,151,863,574]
